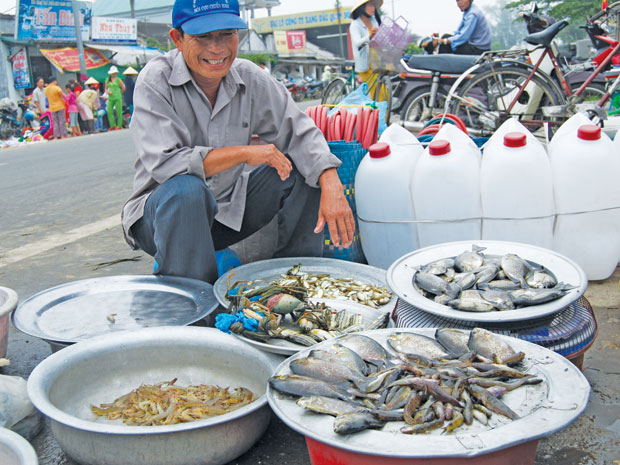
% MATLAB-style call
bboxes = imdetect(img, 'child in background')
[65,84,82,137]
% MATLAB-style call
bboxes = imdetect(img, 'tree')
[484,0,525,50]
[506,0,604,41]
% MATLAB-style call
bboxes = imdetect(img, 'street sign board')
[91,17,137,44]
[15,0,91,42]
[11,48,32,89]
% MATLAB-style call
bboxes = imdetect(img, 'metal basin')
[0,287,18,358]
[0,427,38,465]
[27,327,282,465]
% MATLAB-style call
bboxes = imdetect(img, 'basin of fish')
[268,328,590,458]
[387,241,587,323]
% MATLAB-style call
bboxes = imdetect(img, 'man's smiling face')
[171,28,239,85]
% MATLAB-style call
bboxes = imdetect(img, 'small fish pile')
[90,378,254,426]
[269,328,543,435]
[412,245,575,312]
[218,296,390,347]
[270,264,393,308]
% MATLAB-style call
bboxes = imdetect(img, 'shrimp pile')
[90,378,254,426]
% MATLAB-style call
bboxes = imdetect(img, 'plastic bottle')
[412,133,482,248]
[548,112,593,152]
[549,124,620,280]
[480,131,554,248]
[355,131,422,269]
[484,118,546,152]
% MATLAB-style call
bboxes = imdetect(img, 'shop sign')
[274,30,307,55]
[15,0,91,42]
[91,17,137,44]
[11,48,32,89]
[40,47,109,72]
[253,8,352,34]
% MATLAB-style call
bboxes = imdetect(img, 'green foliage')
[506,0,604,41]
[405,42,424,55]
[238,53,277,67]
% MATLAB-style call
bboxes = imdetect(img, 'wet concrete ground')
[1,129,619,465]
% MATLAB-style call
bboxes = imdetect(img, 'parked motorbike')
[303,76,326,100]
[0,98,35,140]
[279,77,308,102]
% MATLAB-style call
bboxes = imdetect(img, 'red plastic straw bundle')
[305,105,380,149]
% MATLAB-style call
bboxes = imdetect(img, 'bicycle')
[321,65,394,124]
[445,3,620,136]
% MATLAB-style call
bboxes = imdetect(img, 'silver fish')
[289,357,373,392]
[500,254,530,288]
[509,286,573,306]
[452,272,477,290]
[414,271,460,298]
[338,334,390,368]
[478,280,521,291]
[448,290,496,312]
[525,270,558,289]
[296,396,359,416]
[387,332,449,360]
[454,245,486,272]
[435,328,471,356]
[269,375,353,400]
[480,289,515,310]
[333,411,384,434]
[467,328,522,364]
[475,264,500,285]
[325,343,368,376]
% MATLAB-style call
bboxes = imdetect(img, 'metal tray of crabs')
[215,289,394,356]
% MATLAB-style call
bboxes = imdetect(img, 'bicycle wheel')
[321,78,349,106]
[374,74,393,124]
[400,87,448,131]
[448,64,564,136]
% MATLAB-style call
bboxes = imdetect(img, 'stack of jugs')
[480,119,554,249]
[412,124,482,248]
[355,124,422,269]
[549,123,620,280]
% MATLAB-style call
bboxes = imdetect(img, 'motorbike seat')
[406,54,480,74]
[525,20,568,47]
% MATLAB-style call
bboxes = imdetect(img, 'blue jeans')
[131,166,323,284]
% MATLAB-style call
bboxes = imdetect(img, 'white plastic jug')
[549,112,593,152]
[355,136,422,269]
[412,137,482,248]
[550,124,620,280]
[480,131,555,248]
[484,118,545,152]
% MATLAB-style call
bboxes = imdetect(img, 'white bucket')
[412,128,481,248]
[480,130,554,248]
[549,124,620,280]
[355,126,422,269]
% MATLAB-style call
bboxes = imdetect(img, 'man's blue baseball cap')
[173,0,248,35]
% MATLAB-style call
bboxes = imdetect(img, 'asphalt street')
[0,115,618,464]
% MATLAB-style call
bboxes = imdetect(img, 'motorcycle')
[0,98,35,140]
[279,76,308,102]
[303,75,326,100]
[393,5,610,132]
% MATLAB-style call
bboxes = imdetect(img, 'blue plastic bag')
[328,82,388,135]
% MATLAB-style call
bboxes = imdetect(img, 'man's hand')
[244,144,292,181]
[203,144,292,180]
[314,168,355,248]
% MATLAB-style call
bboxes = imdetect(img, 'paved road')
[1,124,619,464]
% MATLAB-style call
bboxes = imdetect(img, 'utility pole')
[130,0,136,19]
[71,0,88,81]
[335,0,345,59]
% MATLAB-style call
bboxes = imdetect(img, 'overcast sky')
[1,0,498,36]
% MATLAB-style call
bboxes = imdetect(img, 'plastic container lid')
[428,140,451,156]
[369,142,391,158]
[504,132,527,148]
[577,125,601,141]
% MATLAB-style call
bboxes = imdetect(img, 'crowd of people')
[20,65,139,141]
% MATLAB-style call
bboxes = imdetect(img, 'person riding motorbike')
[432,0,491,55]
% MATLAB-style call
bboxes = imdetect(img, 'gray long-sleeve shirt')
[122,49,341,248]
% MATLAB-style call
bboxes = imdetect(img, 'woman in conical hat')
[349,1,384,93]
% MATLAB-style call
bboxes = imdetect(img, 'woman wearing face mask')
[349,0,383,86]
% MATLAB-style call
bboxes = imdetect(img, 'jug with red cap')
[480,128,554,248]
[549,124,620,280]
[412,127,482,248]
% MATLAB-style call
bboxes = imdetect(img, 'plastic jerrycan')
[412,127,482,248]
[355,133,422,269]
[480,131,554,248]
[549,124,620,280]
[483,118,546,153]
[549,112,593,152]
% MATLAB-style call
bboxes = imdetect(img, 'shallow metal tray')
[231,299,394,356]
[12,275,219,344]
[386,240,587,323]
[268,328,590,459]
[214,257,395,309]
